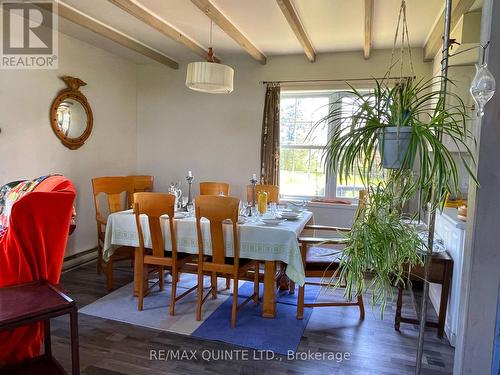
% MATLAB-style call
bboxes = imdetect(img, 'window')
[279,90,379,200]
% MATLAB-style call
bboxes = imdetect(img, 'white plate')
[261,218,286,226]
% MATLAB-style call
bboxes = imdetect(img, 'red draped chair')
[0,176,76,365]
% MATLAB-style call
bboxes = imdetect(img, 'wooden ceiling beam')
[364,0,373,59]
[39,1,178,69]
[423,0,476,61]
[108,0,219,63]
[190,0,267,65]
[276,0,316,62]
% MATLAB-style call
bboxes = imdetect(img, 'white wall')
[137,48,432,224]
[0,32,138,257]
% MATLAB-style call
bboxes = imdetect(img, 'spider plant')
[335,183,424,316]
[317,76,477,209]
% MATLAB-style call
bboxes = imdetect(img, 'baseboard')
[63,248,97,272]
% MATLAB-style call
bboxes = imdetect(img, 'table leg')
[437,263,452,338]
[70,306,80,375]
[395,283,403,331]
[262,261,277,318]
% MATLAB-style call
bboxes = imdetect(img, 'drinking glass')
[186,202,195,218]
[250,206,260,222]
[269,202,277,217]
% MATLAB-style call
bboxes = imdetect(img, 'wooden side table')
[394,251,453,338]
[0,281,79,374]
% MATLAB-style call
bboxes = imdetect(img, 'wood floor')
[48,261,454,375]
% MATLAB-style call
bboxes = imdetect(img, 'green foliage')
[316,76,477,209]
[314,76,478,317]
[334,183,424,317]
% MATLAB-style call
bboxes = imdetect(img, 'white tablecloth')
[103,210,313,286]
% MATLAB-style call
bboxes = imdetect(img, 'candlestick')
[186,172,194,206]
[250,174,258,214]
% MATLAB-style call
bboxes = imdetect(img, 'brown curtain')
[260,83,281,185]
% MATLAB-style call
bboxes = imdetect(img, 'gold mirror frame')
[50,76,93,150]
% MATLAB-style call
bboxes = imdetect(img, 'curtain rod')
[260,76,416,84]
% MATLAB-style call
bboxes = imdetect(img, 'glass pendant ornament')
[470,63,496,117]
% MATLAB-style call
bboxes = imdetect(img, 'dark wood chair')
[296,190,367,320]
[195,195,259,327]
[134,192,197,315]
[91,176,135,290]
[0,281,79,374]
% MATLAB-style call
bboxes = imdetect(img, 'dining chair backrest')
[128,175,154,207]
[195,195,240,267]
[246,184,279,203]
[199,182,230,196]
[92,176,133,220]
[133,192,176,258]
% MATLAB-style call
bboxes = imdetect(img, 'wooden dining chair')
[92,176,135,290]
[134,193,197,315]
[127,175,154,208]
[296,190,367,320]
[195,195,259,327]
[246,184,280,203]
[199,182,230,196]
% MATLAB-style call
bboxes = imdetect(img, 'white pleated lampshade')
[185,61,234,94]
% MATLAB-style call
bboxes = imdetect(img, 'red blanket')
[0,176,76,365]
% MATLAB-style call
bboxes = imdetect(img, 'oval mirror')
[51,76,93,150]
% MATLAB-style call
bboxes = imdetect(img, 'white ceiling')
[60,0,446,64]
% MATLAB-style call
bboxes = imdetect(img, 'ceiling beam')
[190,0,267,65]
[364,0,373,59]
[38,1,178,69]
[276,0,316,62]
[107,0,219,63]
[423,0,476,61]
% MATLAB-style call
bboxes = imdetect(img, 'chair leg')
[358,293,365,320]
[297,284,305,320]
[97,245,102,275]
[253,265,259,304]
[231,276,238,328]
[159,266,164,291]
[170,268,178,316]
[225,277,231,290]
[289,281,296,294]
[106,259,114,291]
[137,260,145,311]
[211,273,217,299]
[196,270,204,321]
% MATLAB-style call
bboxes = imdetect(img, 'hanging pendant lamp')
[186,21,234,94]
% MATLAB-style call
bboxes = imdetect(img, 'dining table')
[102,209,313,318]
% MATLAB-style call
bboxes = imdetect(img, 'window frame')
[279,89,373,202]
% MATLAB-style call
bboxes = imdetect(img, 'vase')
[377,126,413,169]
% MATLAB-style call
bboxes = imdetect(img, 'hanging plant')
[334,182,424,316]
[315,0,479,320]
[318,76,477,208]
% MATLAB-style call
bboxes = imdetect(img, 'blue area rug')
[235,282,321,306]
[192,283,320,355]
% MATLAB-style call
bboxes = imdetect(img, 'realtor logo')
[1,0,58,69]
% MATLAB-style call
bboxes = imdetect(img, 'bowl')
[280,211,300,220]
